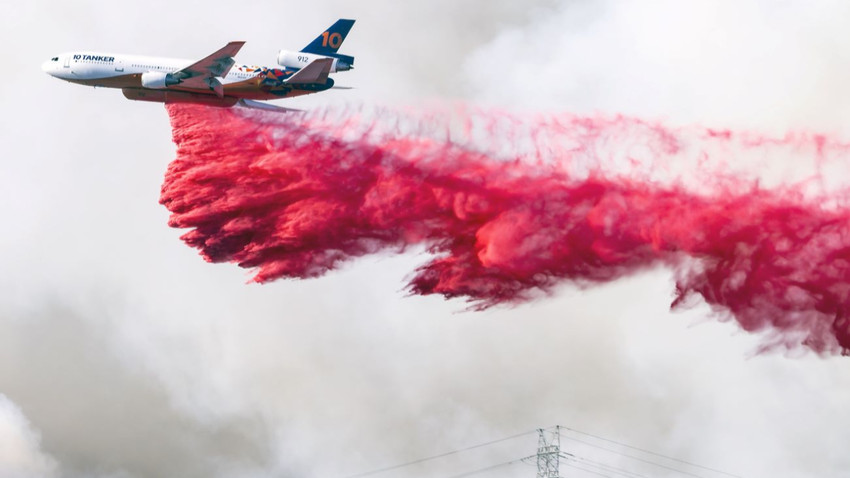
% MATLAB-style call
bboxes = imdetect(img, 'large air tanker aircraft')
[41,19,355,109]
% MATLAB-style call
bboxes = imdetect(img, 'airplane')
[41,19,356,110]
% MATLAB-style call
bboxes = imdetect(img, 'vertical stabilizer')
[301,19,355,56]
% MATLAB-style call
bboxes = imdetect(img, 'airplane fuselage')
[41,51,333,106]
[43,19,354,109]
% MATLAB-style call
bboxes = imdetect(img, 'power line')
[558,434,709,478]
[561,453,652,478]
[341,426,741,478]
[341,430,537,478]
[561,461,616,478]
[558,426,742,478]
[442,455,534,478]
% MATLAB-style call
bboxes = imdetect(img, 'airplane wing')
[172,41,245,97]
[285,58,333,84]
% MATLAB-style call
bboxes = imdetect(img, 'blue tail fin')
[301,19,355,56]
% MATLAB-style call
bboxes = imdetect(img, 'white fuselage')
[42,51,266,86]
[41,50,330,106]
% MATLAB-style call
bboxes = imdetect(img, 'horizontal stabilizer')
[285,58,333,84]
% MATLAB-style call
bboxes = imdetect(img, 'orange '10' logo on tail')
[321,31,343,49]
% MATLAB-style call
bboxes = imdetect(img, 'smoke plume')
[161,103,850,355]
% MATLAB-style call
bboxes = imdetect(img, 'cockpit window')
[51,57,58,61]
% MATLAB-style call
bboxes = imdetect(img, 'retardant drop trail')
[161,103,850,355]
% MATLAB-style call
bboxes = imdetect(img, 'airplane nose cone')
[41,61,53,74]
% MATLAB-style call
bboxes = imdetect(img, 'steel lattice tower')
[536,426,562,478]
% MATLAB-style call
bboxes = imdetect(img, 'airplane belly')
[122,88,239,107]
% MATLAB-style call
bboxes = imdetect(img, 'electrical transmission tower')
[536,426,562,478]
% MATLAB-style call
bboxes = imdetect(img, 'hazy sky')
[2,1,850,477]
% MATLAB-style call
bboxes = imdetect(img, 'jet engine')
[277,50,353,72]
[141,71,180,89]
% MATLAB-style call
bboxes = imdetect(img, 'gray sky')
[2,1,850,477]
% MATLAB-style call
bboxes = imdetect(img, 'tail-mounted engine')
[277,50,353,73]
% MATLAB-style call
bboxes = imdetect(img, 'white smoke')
[2,1,850,478]
[0,395,57,478]
[464,0,850,133]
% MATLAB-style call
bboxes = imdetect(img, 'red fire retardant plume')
[161,103,850,355]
